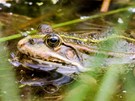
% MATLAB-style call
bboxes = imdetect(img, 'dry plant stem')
[100,0,112,12]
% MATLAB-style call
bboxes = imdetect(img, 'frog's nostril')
[29,38,35,45]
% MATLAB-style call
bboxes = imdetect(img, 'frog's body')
[11,24,135,74]
[10,24,135,93]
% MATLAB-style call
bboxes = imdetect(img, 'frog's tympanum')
[10,24,135,93]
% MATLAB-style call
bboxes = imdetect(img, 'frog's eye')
[44,33,62,48]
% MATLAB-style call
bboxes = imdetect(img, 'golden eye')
[44,33,62,48]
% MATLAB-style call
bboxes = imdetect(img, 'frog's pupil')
[49,37,58,43]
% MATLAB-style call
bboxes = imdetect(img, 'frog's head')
[12,30,87,75]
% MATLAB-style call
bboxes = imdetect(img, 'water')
[1,1,135,101]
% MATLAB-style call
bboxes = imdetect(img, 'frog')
[10,24,135,93]
[10,24,89,93]
[11,25,87,74]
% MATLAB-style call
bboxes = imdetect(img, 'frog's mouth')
[10,53,87,76]
[26,57,82,75]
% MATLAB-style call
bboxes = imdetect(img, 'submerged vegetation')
[0,43,20,101]
[1,0,135,101]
